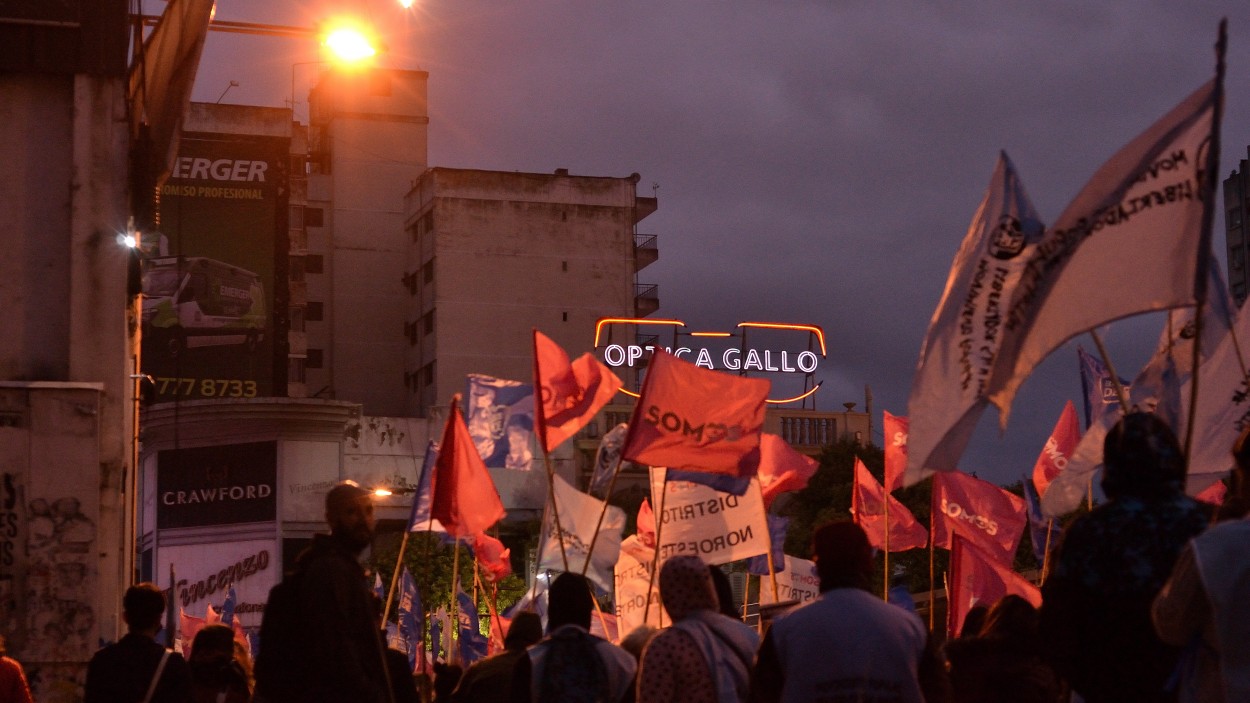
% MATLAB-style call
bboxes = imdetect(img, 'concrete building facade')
[1224,146,1250,306]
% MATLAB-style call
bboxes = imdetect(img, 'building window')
[307,349,324,369]
[305,207,325,227]
[289,205,304,229]
[422,259,434,284]
[306,254,324,274]
[422,310,434,335]
[306,302,324,321]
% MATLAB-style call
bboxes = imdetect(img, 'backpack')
[537,628,611,703]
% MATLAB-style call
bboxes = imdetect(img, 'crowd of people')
[70,413,1250,702]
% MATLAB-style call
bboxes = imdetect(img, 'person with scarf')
[637,555,759,703]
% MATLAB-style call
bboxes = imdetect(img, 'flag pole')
[928,478,936,632]
[756,481,779,602]
[1090,330,1130,409]
[1041,519,1054,582]
[581,449,626,579]
[1184,19,1226,464]
[383,529,412,624]
[541,451,570,572]
[883,474,891,601]
[643,467,669,624]
[450,536,461,665]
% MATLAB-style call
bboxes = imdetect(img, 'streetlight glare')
[398,0,415,8]
[373,487,393,497]
[324,26,378,63]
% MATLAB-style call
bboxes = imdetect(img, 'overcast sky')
[187,1,1250,485]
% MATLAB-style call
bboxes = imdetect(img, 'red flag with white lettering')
[947,534,1041,638]
[431,398,506,538]
[932,471,1026,562]
[533,330,623,453]
[757,433,819,509]
[621,350,769,476]
[1031,400,1080,498]
[883,412,909,493]
[851,458,928,552]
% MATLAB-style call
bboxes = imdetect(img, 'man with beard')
[255,481,392,703]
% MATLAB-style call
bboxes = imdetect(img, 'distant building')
[1224,147,1250,306]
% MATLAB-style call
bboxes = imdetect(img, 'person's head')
[504,611,543,650]
[546,572,594,632]
[1101,412,1186,499]
[979,594,1039,644]
[959,604,989,639]
[122,582,167,635]
[707,564,740,619]
[811,521,874,592]
[471,385,496,409]
[190,624,236,664]
[659,555,718,621]
[325,480,376,553]
[506,415,532,445]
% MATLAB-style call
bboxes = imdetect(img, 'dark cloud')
[191,0,1250,484]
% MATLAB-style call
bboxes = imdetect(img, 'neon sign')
[594,318,827,404]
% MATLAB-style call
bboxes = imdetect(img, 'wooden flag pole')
[883,477,891,601]
[756,481,779,602]
[643,467,669,624]
[541,450,570,572]
[453,538,466,664]
[1041,519,1054,582]
[383,529,412,624]
[581,450,627,579]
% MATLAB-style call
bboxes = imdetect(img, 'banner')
[904,153,1045,485]
[406,441,447,533]
[533,330,622,454]
[947,534,1041,638]
[142,133,288,401]
[648,467,770,566]
[589,423,631,498]
[466,374,536,471]
[746,514,789,576]
[1021,478,1059,565]
[398,568,423,674]
[537,474,625,592]
[932,472,1026,563]
[986,79,1220,426]
[613,535,662,634]
[757,555,821,607]
[623,351,769,477]
[1078,347,1131,430]
[1031,401,1079,499]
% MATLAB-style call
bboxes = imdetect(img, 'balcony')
[634,283,659,317]
[634,233,658,271]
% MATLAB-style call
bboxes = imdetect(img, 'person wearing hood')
[636,555,759,703]
[1039,412,1209,703]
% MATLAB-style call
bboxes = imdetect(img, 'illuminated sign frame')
[593,318,826,405]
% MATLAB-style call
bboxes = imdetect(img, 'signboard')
[613,535,663,633]
[757,555,821,607]
[159,538,278,630]
[142,133,288,401]
[157,442,277,529]
[648,467,770,565]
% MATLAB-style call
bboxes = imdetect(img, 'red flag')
[622,350,769,476]
[431,398,506,538]
[636,497,656,548]
[947,534,1041,638]
[488,612,510,656]
[757,433,819,508]
[883,412,909,493]
[851,458,927,552]
[1031,400,1079,498]
[179,609,205,657]
[1195,479,1227,506]
[533,330,623,453]
[932,472,1026,562]
[473,532,512,583]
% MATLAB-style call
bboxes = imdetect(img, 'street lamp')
[290,21,382,122]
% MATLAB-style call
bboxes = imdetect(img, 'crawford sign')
[157,441,278,528]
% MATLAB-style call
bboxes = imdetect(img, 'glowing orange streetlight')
[322,23,379,64]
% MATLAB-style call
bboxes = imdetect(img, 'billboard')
[142,133,288,401]
[157,441,278,529]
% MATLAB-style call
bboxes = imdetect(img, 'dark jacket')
[254,533,391,703]
[84,633,193,703]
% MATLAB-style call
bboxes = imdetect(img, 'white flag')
[904,153,1045,485]
[613,534,663,634]
[1041,266,1235,517]
[986,80,1220,428]
[538,474,625,592]
[648,467,770,566]
[757,555,822,607]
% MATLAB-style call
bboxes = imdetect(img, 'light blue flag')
[747,514,789,576]
[465,374,536,470]
[220,587,237,628]
[456,590,488,665]
[1078,346,1131,430]
[406,441,439,532]
[398,567,423,674]
[373,573,385,603]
